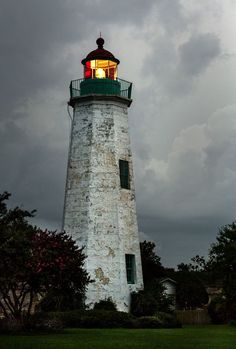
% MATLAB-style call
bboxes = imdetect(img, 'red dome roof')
[81,38,120,65]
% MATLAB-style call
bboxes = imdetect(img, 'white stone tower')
[63,37,143,312]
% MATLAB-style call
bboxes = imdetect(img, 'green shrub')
[131,280,174,317]
[0,318,25,333]
[37,290,85,312]
[28,309,136,329]
[28,310,84,329]
[79,310,135,328]
[135,316,162,328]
[25,312,64,332]
[130,290,157,317]
[227,301,236,321]
[208,297,228,324]
[51,310,83,327]
[93,298,117,311]
[155,312,182,328]
[26,308,182,330]
[135,313,181,329]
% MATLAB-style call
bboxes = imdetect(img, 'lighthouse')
[63,37,143,311]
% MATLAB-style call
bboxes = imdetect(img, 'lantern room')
[69,37,132,101]
[82,37,119,80]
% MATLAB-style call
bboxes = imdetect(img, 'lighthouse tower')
[63,38,143,311]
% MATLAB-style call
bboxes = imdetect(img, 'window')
[119,160,130,189]
[125,254,136,284]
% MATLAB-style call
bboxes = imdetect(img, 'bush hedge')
[93,298,117,311]
[208,297,228,324]
[24,312,64,332]
[135,316,163,328]
[26,309,181,330]
[27,310,135,329]
[155,312,182,328]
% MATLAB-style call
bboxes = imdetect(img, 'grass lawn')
[0,325,235,349]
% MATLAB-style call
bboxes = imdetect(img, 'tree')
[207,222,236,319]
[28,229,90,312]
[0,192,90,321]
[135,241,173,316]
[175,263,208,309]
[188,255,207,273]
[131,280,173,317]
[140,240,165,286]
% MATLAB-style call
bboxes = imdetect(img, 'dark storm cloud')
[179,33,221,76]
[155,0,188,34]
[0,118,67,220]
[138,214,228,266]
[143,32,221,98]
[0,0,156,224]
[0,0,234,267]
[0,0,156,118]
[133,103,236,266]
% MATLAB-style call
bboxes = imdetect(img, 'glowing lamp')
[82,37,120,80]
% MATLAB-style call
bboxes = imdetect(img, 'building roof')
[159,277,177,284]
[81,37,120,65]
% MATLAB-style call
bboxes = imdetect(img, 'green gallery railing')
[69,78,132,99]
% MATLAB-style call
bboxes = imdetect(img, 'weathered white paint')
[63,95,143,311]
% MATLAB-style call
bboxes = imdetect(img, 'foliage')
[207,296,228,324]
[0,192,37,320]
[175,221,236,318]
[0,317,26,333]
[25,312,64,332]
[0,192,90,322]
[140,240,165,286]
[199,221,236,322]
[189,255,207,272]
[131,290,157,317]
[135,313,181,329]
[136,241,173,316]
[37,288,85,312]
[175,264,208,309]
[207,222,236,310]
[27,309,136,329]
[79,310,135,328]
[135,316,162,328]
[131,280,173,317]
[155,311,182,328]
[93,298,117,311]
[177,256,207,273]
[26,309,180,330]
[29,310,84,328]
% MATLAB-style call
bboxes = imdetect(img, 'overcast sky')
[1,0,236,267]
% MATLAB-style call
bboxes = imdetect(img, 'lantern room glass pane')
[97,60,109,68]
[84,61,92,79]
[84,60,118,80]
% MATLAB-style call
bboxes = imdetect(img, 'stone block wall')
[63,97,143,311]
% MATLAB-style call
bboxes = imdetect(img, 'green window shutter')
[119,160,130,189]
[125,254,136,284]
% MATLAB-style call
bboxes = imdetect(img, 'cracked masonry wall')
[63,97,143,311]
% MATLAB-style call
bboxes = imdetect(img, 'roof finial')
[96,36,104,49]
